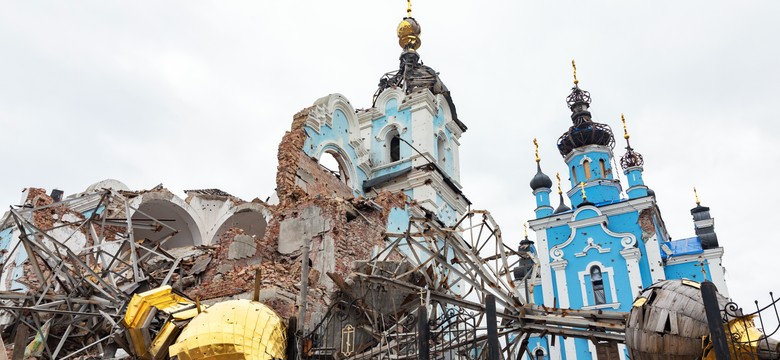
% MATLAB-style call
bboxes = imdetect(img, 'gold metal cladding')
[397,19,421,50]
[694,186,701,205]
[168,299,287,360]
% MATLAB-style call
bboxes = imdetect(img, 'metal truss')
[0,190,185,359]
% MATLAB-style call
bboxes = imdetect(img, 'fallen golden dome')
[168,299,287,360]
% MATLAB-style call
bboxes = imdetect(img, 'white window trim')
[578,261,619,308]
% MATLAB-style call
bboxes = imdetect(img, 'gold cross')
[621,113,630,140]
[572,59,579,85]
[533,138,540,163]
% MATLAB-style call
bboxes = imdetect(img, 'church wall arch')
[209,204,268,246]
[128,192,204,249]
[303,96,370,195]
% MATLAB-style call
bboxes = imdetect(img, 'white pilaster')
[644,234,666,284]
[533,229,555,308]
[703,247,729,297]
[551,260,577,360]
[620,248,644,299]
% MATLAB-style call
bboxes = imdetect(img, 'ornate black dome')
[556,85,615,157]
[530,163,552,191]
[619,114,644,170]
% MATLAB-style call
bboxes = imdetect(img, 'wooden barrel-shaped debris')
[625,279,727,360]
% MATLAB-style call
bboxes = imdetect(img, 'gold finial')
[621,113,630,140]
[397,1,421,51]
[694,187,700,205]
[523,223,528,238]
[572,59,579,86]
[556,173,563,195]
[580,182,587,201]
[533,138,540,163]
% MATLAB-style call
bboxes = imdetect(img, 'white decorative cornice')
[374,119,408,141]
[566,179,622,199]
[575,238,611,257]
[620,247,642,261]
[369,160,469,214]
[547,205,637,261]
[533,187,552,195]
[622,166,644,175]
[399,90,437,115]
[529,196,655,230]
[563,144,614,163]
[371,87,405,120]
[550,260,568,271]
[701,247,724,259]
[304,94,371,173]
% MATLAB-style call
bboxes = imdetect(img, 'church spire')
[397,0,421,52]
[554,172,571,214]
[620,113,649,199]
[530,138,554,218]
[619,113,644,170]
[690,187,720,249]
[530,138,552,191]
[556,60,615,157]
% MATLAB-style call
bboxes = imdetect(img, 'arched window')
[535,349,545,360]
[571,166,577,183]
[385,128,401,163]
[321,150,349,185]
[591,266,606,305]
[599,159,607,178]
[583,160,592,180]
[437,136,446,165]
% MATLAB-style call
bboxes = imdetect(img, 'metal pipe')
[701,280,731,360]
[486,294,500,360]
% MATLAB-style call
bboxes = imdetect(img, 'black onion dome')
[557,86,615,157]
[530,163,553,191]
[647,188,655,197]
[554,193,571,214]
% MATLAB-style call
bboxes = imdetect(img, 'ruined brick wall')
[276,107,355,209]
[193,191,406,324]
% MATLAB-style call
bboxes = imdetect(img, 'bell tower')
[359,1,469,226]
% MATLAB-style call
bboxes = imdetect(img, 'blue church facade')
[521,69,729,360]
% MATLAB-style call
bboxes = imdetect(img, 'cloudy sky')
[1,1,778,311]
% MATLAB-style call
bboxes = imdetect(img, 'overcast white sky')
[1,1,778,311]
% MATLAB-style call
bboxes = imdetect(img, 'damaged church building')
[1,5,778,360]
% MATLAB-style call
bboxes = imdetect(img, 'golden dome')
[397,17,421,51]
[168,299,287,360]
